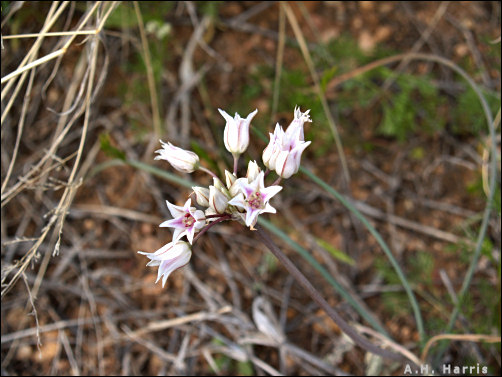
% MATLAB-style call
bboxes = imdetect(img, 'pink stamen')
[247,192,263,210]
[182,213,195,228]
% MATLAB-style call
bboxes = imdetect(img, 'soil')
[1,2,500,376]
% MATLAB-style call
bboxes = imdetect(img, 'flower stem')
[233,154,239,175]
[198,166,219,180]
[193,214,231,245]
[204,214,228,220]
[255,225,407,363]
[272,177,282,186]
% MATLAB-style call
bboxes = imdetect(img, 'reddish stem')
[255,225,408,364]
[192,214,232,244]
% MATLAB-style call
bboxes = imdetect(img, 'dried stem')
[255,225,410,364]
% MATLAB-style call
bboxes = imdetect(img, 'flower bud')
[286,106,311,141]
[225,170,237,189]
[262,107,312,179]
[155,140,199,173]
[274,141,311,178]
[262,124,282,170]
[229,177,247,197]
[209,185,229,214]
[218,108,258,156]
[246,160,261,182]
[192,186,210,207]
[213,177,226,192]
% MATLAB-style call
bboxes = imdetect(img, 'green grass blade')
[315,237,356,266]
[127,159,195,189]
[88,159,196,189]
[300,166,425,342]
[257,217,390,337]
[422,55,498,363]
[252,125,423,340]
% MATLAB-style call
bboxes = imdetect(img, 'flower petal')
[228,193,245,209]
[245,207,260,227]
[166,200,185,218]
[260,185,283,202]
[159,217,183,228]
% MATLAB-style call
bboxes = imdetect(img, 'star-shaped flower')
[228,171,282,228]
[160,198,205,244]
[262,107,311,178]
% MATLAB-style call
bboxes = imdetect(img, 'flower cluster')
[138,107,312,286]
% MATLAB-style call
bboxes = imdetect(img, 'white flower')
[229,176,247,197]
[228,161,261,197]
[274,141,310,179]
[262,107,311,178]
[160,198,205,244]
[218,108,258,156]
[228,171,282,228]
[262,123,283,170]
[138,241,192,287]
[287,106,311,141]
[155,140,200,173]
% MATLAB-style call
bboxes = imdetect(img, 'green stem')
[300,166,425,342]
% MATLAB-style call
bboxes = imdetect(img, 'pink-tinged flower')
[228,171,282,228]
[155,140,200,173]
[228,161,261,197]
[262,123,283,171]
[160,198,205,244]
[287,106,311,141]
[138,241,192,287]
[218,108,258,156]
[274,141,311,179]
[262,107,311,179]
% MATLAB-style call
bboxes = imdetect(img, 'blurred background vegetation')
[1,1,500,375]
